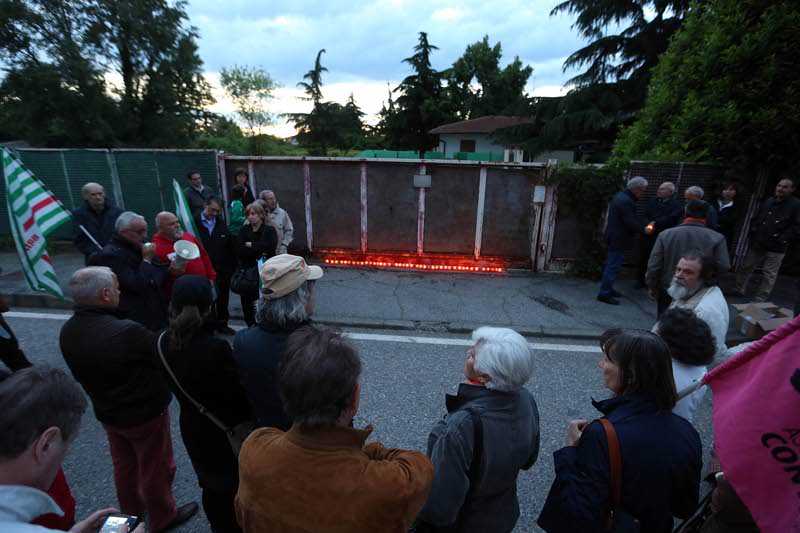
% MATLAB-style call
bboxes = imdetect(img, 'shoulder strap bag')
[600,418,641,532]
[157,332,254,458]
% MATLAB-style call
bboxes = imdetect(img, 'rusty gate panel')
[424,165,480,254]
[366,163,418,252]
[309,161,361,250]
[481,168,539,258]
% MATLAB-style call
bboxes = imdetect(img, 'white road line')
[6,311,600,353]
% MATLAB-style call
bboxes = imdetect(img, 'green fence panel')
[63,150,116,205]
[113,151,164,230]
[154,151,219,214]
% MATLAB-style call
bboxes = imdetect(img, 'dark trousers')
[240,291,258,327]
[598,247,625,297]
[0,315,32,371]
[637,236,656,286]
[657,290,673,318]
[212,274,232,326]
[202,488,241,533]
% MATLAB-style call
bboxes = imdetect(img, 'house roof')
[429,116,532,135]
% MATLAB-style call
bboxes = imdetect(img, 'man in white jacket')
[662,252,730,358]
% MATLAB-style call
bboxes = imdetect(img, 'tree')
[505,1,691,159]
[382,32,451,155]
[219,65,278,152]
[87,0,215,146]
[0,0,117,145]
[613,0,800,179]
[444,36,533,119]
[288,50,367,155]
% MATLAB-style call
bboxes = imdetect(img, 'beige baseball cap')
[259,255,323,300]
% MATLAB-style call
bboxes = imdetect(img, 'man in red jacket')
[151,212,216,300]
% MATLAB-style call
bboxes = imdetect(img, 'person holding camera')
[0,367,145,533]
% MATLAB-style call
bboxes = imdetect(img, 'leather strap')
[157,332,231,433]
[600,418,622,526]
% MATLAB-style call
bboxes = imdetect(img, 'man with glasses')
[194,197,237,335]
[89,211,178,331]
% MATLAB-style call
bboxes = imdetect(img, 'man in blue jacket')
[598,177,648,305]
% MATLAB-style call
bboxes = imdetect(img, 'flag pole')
[79,225,103,250]
[677,377,707,401]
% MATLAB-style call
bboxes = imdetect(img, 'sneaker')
[217,325,237,336]
[597,295,621,305]
[163,502,198,531]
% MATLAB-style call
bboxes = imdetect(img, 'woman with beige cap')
[232,255,323,430]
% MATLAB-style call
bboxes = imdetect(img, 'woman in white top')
[654,307,716,422]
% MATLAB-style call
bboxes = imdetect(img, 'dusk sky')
[184,0,590,137]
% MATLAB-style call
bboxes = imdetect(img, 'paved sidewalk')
[1,251,796,339]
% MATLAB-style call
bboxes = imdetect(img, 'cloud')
[185,0,592,136]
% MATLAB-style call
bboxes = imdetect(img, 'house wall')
[436,133,574,163]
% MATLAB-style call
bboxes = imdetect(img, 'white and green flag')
[2,148,71,299]
[172,179,200,237]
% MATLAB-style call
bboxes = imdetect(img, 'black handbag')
[600,418,641,532]
[230,265,258,295]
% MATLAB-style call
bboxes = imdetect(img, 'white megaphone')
[173,239,200,266]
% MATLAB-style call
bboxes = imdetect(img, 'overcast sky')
[185,0,589,137]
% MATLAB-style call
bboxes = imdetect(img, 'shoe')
[164,502,198,531]
[610,289,623,298]
[597,295,620,305]
[218,325,237,336]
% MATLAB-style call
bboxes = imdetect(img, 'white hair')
[659,182,675,193]
[81,182,104,199]
[686,185,704,199]
[627,176,648,190]
[69,267,115,304]
[472,327,535,392]
[255,280,314,327]
[114,211,145,233]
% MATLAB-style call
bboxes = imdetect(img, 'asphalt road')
[5,311,715,532]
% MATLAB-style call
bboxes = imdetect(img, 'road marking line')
[5,311,600,353]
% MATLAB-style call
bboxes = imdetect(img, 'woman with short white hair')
[414,327,540,533]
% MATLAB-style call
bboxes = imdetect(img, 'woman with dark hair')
[655,308,715,422]
[537,329,702,533]
[231,168,255,207]
[159,275,252,533]
[717,182,742,252]
[234,203,278,326]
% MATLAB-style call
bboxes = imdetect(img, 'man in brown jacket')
[235,326,434,533]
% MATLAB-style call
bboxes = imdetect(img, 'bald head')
[81,183,105,212]
[156,212,183,241]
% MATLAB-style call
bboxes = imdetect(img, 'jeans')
[103,411,177,532]
[735,247,785,302]
[598,247,625,297]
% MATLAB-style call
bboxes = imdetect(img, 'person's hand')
[141,243,155,262]
[648,288,658,301]
[245,242,252,248]
[168,260,186,276]
[69,508,118,533]
[566,420,588,447]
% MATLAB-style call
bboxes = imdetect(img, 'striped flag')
[172,179,200,237]
[2,148,71,298]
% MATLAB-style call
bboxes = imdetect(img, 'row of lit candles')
[323,259,505,273]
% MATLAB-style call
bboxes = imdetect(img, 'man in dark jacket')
[735,177,800,301]
[637,182,683,287]
[59,266,197,532]
[597,176,648,305]
[646,200,730,316]
[685,186,719,231]
[88,211,175,331]
[232,255,323,429]
[184,170,213,219]
[194,196,236,335]
[71,183,123,264]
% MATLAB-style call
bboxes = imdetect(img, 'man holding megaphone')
[152,212,216,300]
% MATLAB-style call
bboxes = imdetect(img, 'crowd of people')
[1,170,792,533]
[599,174,799,313]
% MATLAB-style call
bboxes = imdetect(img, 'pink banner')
[703,315,800,532]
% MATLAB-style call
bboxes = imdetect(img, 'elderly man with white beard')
[654,252,730,358]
